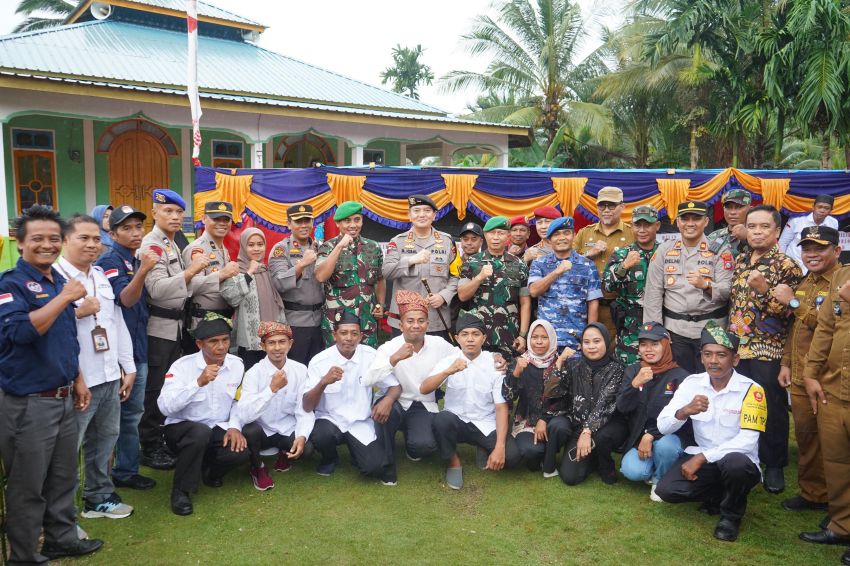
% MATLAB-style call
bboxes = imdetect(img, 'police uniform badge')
[272,247,284,257]
[218,203,227,211]
[155,192,166,203]
[408,196,416,205]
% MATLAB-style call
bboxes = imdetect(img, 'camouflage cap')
[632,205,659,223]
[722,189,752,206]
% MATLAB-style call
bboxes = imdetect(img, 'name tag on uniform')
[92,325,110,352]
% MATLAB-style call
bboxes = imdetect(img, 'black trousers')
[656,453,761,522]
[431,410,521,468]
[141,335,182,450]
[545,415,628,485]
[309,418,389,479]
[164,422,252,493]
[670,331,705,375]
[378,400,439,481]
[736,358,788,468]
[515,430,547,471]
[247,427,315,467]
[288,325,324,366]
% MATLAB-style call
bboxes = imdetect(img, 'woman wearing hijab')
[503,319,561,473]
[617,321,690,501]
[91,204,114,255]
[543,323,627,485]
[221,228,285,370]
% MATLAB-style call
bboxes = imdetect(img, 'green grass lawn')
[58,440,839,565]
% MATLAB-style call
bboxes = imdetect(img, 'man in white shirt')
[779,194,838,272]
[57,215,136,520]
[421,313,520,490]
[158,315,250,516]
[363,291,457,482]
[303,311,397,483]
[655,321,766,542]
[238,321,315,491]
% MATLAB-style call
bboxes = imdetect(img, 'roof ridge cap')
[248,43,448,115]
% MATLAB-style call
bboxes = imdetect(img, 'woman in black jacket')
[617,321,690,501]
[543,323,627,485]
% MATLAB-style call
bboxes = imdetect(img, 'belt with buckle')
[663,305,729,323]
[29,384,73,398]
[283,301,323,312]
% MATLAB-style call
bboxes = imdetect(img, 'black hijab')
[581,322,613,370]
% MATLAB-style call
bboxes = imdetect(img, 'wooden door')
[108,131,169,231]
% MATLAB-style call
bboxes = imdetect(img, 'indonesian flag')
[187,0,202,166]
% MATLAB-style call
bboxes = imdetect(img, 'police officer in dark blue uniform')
[0,205,104,563]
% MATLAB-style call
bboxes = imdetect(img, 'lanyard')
[55,262,101,326]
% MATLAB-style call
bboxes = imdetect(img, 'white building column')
[351,145,364,166]
[264,140,274,168]
[496,150,509,168]
[399,143,407,166]
[251,143,263,168]
[180,128,192,213]
[336,138,346,166]
[82,119,96,211]
[0,125,9,237]
[441,142,453,166]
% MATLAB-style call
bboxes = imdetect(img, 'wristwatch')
[789,298,800,310]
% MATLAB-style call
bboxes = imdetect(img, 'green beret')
[483,216,510,232]
[334,201,363,221]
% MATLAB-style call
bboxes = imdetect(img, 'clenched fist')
[198,364,220,387]
[189,253,210,275]
[632,366,654,389]
[60,279,87,302]
[391,342,415,366]
[322,366,344,386]
[76,296,101,318]
[270,370,288,393]
[410,249,431,265]
[681,394,709,417]
[747,270,769,294]
[555,259,573,275]
[299,249,317,267]
[139,249,160,273]
[246,259,262,275]
[338,234,353,248]
[218,261,240,281]
[622,250,642,270]
[446,358,468,375]
[477,264,494,281]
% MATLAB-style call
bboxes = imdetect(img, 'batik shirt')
[459,250,529,353]
[728,245,803,361]
[602,242,658,364]
[316,235,383,347]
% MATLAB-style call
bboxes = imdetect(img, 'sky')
[0,0,624,115]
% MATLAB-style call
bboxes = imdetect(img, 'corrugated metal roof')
[0,20,448,116]
[0,70,524,132]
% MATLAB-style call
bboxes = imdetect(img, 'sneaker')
[274,452,291,472]
[650,484,662,502]
[405,451,422,462]
[382,479,398,486]
[250,465,275,491]
[543,469,559,479]
[81,494,134,519]
[316,461,337,477]
[446,466,463,490]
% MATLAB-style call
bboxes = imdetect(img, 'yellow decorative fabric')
[689,169,733,202]
[760,178,791,210]
[244,191,335,225]
[657,178,691,220]
[469,192,559,218]
[442,174,478,220]
[551,177,587,217]
[327,173,366,205]
[194,172,254,222]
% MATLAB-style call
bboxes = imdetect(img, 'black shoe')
[842,548,850,566]
[171,488,193,516]
[782,495,828,512]
[713,518,740,542]
[41,538,104,559]
[599,470,618,485]
[820,514,831,530]
[698,501,721,515]
[141,448,175,471]
[113,474,157,490]
[202,468,223,488]
[799,529,850,545]
[763,467,785,494]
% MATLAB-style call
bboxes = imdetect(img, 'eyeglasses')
[598,203,621,210]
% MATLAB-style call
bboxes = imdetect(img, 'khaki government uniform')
[574,220,634,338]
[804,266,850,537]
[181,232,230,330]
[782,264,839,504]
[383,228,458,336]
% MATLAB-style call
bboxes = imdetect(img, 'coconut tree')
[13,0,76,33]
[442,0,614,158]
[379,44,435,100]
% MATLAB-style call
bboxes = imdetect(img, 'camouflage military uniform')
[529,251,602,349]
[316,235,383,347]
[707,226,749,259]
[459,250,529,353]
[602,242,658,364]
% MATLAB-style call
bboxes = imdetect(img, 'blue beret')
[152,189,186,210]
[546,216,575,238]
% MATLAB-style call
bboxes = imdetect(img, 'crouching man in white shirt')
[158,315,251,516]
[421,313,520,490]
[237,321,315,492]
[655,321,766,543]
[303,310,399,483]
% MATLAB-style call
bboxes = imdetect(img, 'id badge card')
[91,325,110,352]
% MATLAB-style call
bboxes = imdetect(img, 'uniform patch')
[721,251,734,271]
[124,260,133,271]
[26,281,42,293]
[272,247,284,257]
[35,293,48,298]
[209,253,216,260]
[387,241,397,251]
[698,267,711,275]
[666,276,676,286]
[104,269,119,279]
[740,384,768,432]
[164,373,174,379]
[191,248,203,258]
[0,293,13,305]
[666,265,677,272]
[149,245,164,257]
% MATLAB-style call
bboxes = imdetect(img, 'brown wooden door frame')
[107,130,169,232]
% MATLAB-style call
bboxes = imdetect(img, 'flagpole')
[187,0,202,167]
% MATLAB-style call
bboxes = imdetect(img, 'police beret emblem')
[335,312,342,322]
[408,196,416,205]
[808,227,820,239]
[155,193,166,203]
[299,205,305,212]
[687,202,695,209]
[218,203,227,211]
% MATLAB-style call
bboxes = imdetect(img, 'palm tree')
[379,45,435,100]
[13,0,76,33]
[442,0,613,157]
